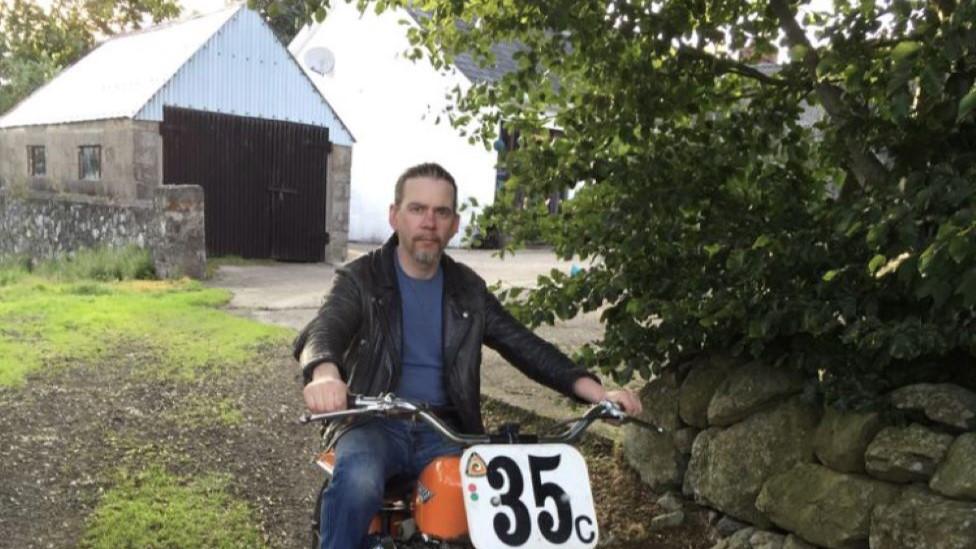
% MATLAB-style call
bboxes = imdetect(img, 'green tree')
[248,0,308,43]
[0,0,181,114]
[311,0,976,403]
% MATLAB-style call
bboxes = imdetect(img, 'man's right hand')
[303,362,348,413]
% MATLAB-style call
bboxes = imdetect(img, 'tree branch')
[677,46,795,87]
[768,0,890,187]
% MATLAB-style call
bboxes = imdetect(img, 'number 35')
[486,455,596,546]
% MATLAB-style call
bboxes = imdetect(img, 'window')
[28,146,46,176]
[78,145,101,180]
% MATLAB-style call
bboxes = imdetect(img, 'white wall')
[289,3,497,246]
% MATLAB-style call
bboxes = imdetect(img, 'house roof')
[403,8,521,85]
[0,6,238,128]
[0,4,354,144]
[452,42,522,84]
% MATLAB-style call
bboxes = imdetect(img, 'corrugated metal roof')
[137,8,353,144]
[0,6,237,128]
[0,5,354,145]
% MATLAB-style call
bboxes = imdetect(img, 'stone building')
[0,4,354,269]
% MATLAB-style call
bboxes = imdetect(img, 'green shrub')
[31,246,156,282]
[0,255,29,286]
[370,0,976,406]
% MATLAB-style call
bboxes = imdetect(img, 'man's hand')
[604,389,643,416]
[303,362,348,413]
[573,377,643,416]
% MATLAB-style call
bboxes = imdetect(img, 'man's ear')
[449,212,460,238]
[388,203,398,230]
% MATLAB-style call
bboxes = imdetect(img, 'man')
[294,162,641,549]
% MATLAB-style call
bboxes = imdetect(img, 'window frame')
[27,145,46,177]
[78,145,101,181]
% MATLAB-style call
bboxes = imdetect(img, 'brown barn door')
[161,106,331,261]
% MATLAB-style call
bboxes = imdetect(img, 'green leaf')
[956,269,976,307]
[845,221,864,237]
[752,235,773,249]
[918,245,938,274]
[823,269,841,282]
[816,53,841,78]
[948,236,970,263]
[789,45,809,62]
[957,87,976,122]
[891,41,922,63]
[867,224,888,248]
[704,243,723,258]
[868,254,886,274]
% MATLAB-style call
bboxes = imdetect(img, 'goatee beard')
[413,250,439,265]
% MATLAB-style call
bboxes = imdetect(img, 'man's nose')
[420,210,436,227]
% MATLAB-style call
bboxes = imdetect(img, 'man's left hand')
[572,377,643,416]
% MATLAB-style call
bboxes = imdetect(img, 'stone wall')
[151,185,206,279]
[1,120,350,263]
[325,143,351,264]
[625,355,976,549]
[0,187,205,279]
[0,120,162,200]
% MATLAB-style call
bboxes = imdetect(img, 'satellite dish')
[304,47,336,76]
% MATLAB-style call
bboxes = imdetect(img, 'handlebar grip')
[299,393,364,424]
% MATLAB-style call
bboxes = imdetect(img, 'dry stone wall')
[625,355,976,549]
[0,186,205,279]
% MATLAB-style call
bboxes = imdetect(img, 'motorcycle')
[301,393,660,549]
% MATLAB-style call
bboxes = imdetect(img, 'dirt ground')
[0,343,716,548]
[0,246,716,548]
[0,345,320,549]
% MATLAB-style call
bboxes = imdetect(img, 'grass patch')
[0,277,292,386]
[1,246,156,282]
[81,467,266,549]
[167,396,245,429]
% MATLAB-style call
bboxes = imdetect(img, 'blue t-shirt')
[394,253,448,405]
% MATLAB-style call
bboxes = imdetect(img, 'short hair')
[395,162,458,211]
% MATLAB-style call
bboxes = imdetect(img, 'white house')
[288,3,511,246]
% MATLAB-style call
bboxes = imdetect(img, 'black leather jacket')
[293,235,598,446]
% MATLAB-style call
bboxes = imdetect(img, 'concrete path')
[208,243,624,440]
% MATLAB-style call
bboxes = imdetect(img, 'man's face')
[389,176,459,266]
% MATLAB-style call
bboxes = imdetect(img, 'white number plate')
[460,444,598,549]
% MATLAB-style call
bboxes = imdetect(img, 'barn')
[0,5,354,264]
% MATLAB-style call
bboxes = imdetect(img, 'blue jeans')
[319,418,461,549]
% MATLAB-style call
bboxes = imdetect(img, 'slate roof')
[404,7,521,84]
[452,42,522,84]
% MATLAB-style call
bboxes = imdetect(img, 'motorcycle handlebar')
[299,394,661,445]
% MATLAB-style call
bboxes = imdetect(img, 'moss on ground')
[166,395,246,429]
[80,466,266,549]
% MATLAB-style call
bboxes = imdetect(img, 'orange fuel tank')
[413,455,468,540]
